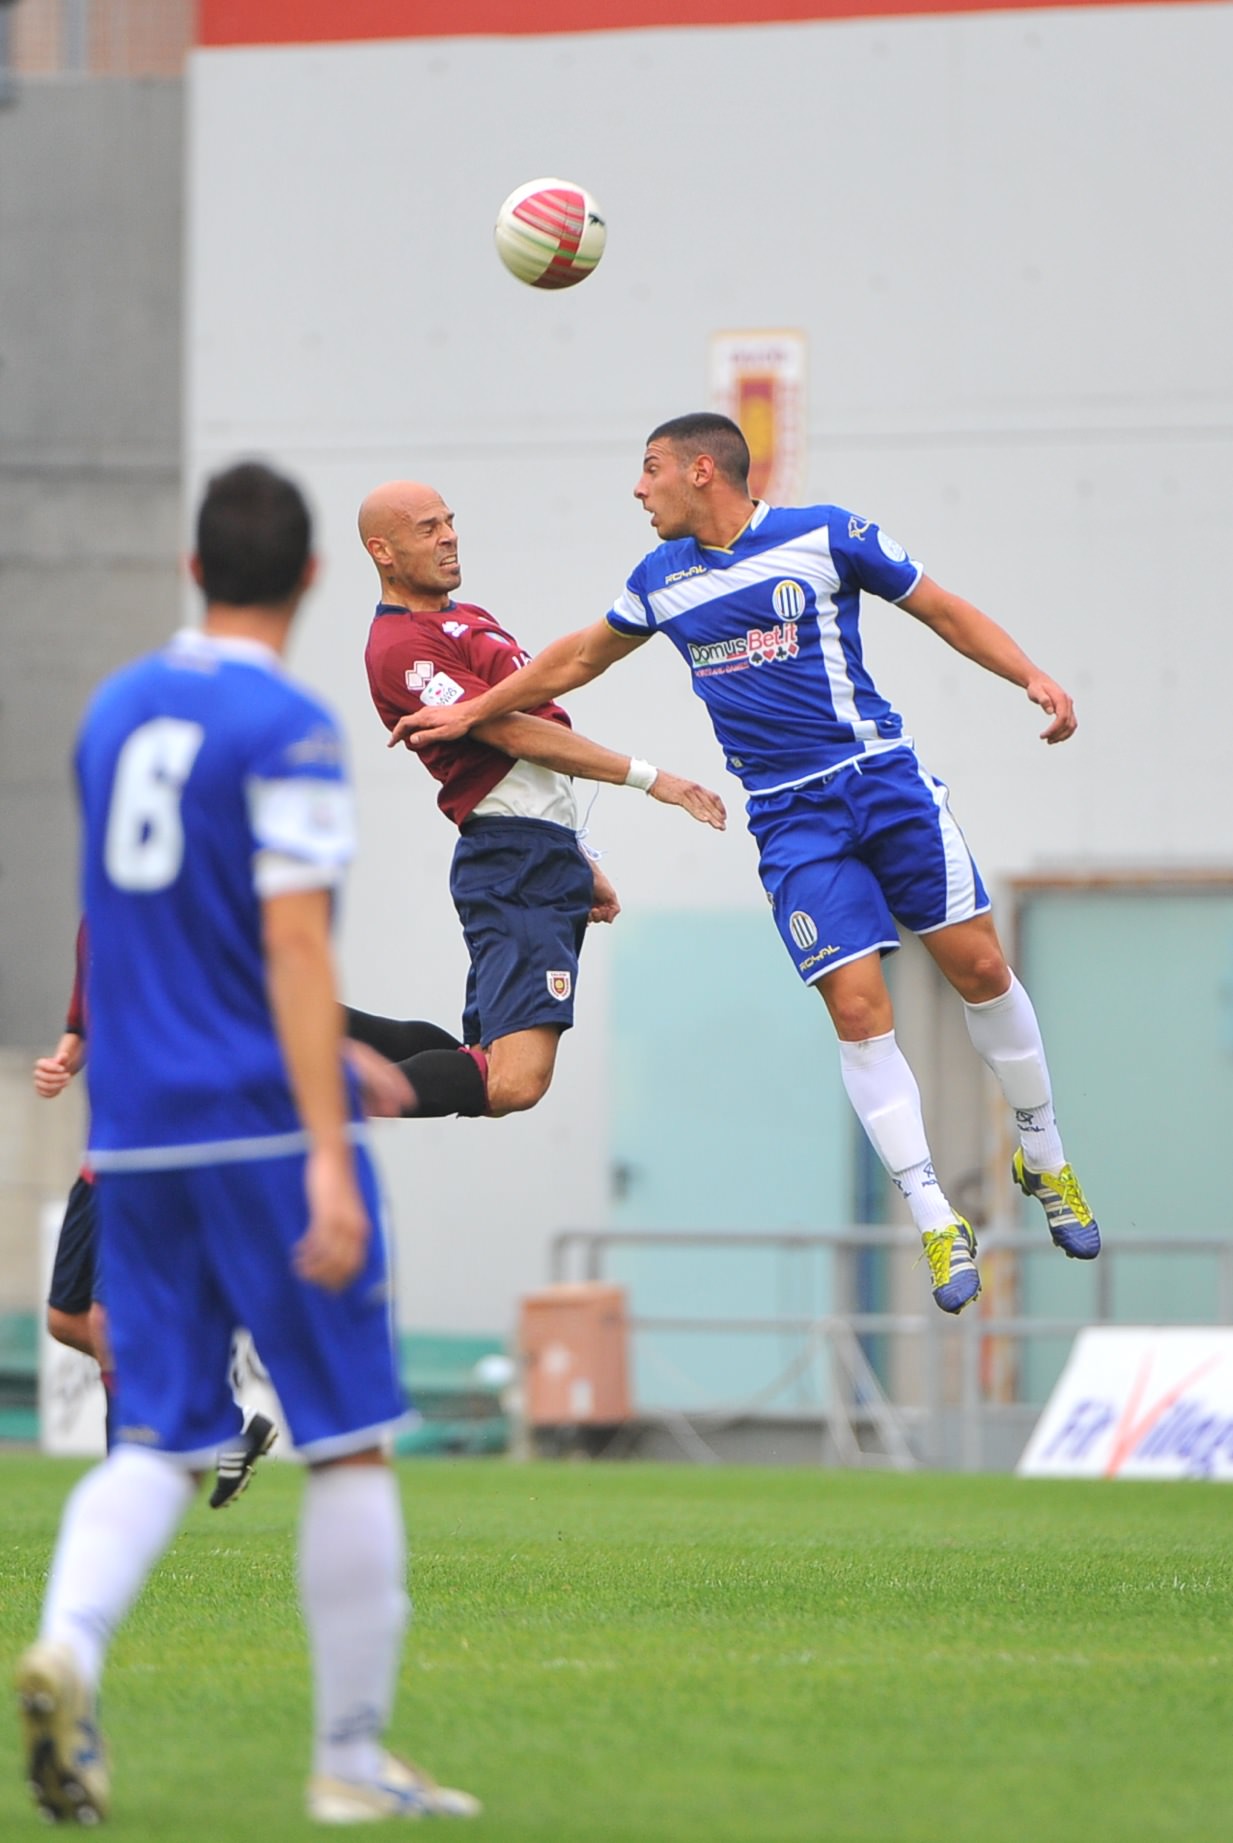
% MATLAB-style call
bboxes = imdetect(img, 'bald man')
[357,481,725,1118]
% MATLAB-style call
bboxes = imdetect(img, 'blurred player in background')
[34,921,278,1501]
[393,413,1101,1316]
[33,922,110,1396]
[355,478,725,1121]
[15,461,478,1826]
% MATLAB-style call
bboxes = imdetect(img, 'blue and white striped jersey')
[76,629,360,1169]
[606,502,924,795]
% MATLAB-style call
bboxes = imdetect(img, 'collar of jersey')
[698,499,771,556]
[375,600,457,618]
[169,626,284,670]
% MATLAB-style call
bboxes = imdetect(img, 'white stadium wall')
[188,1,1233,1338]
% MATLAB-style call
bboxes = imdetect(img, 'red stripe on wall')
[197,1,1216,51]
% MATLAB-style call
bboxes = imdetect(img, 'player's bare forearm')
[901,576,1077,743]
[263,888,371,1288]
[474,712,633,782]
[389,620,646,750]
[263,890,352,1150]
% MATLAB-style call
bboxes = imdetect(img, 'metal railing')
[549,1226,1233,1471]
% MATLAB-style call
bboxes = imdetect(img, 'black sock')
[343,1006,461,1061]
[399,1049,487,1118]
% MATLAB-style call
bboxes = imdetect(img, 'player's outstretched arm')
[900,575,1077,743]
[388,620,646,749]
[472,711,727,830]
[263,887,370,1292]
[33,1031,84,1099]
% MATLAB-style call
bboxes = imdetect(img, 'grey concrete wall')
[186,6,1233,1341]
[0,75,183,1304]
[0,75,183,1043]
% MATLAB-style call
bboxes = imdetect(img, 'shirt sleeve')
[377,631,500,717]
[830,510,924,604]
[245,703,356,897]
[606,563,655,637]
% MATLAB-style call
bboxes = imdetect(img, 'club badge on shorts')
[546,971,572,1001]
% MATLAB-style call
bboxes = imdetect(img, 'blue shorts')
[451,817,594,1045]
[747,747,990,987]
[48,1174,99,1316]
[96,1145,405,1465]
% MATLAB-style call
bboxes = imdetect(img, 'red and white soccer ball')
[493,177,607,290]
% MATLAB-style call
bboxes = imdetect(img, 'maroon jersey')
[365,600,572,826]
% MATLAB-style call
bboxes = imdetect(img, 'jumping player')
[358,479,725,1121]
[391,414,1101,1315]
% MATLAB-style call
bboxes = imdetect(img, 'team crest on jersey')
[789,910,818,950]
[404,660,434,691]
[442,621,468,638]
[771,580,807,623]
[688,621,800,677]
[546,971,572,1001]
[421,672,465,707]
[848,516,871,541]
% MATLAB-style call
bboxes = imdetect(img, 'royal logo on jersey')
[546,971,572,1001]
[404,660,435,691]
[687,621,800,677]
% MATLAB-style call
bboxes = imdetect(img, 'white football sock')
[838,1032,957,1232]
[41,1446,196,1690]
[963,974,1066,1172]
[299,1463,409,1784]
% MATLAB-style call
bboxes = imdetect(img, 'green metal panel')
[609,912,854,1411]
[1016,884,1233,1398]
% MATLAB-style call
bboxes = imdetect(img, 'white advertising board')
[1017,1327,1233,1481]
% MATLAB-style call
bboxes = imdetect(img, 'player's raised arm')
[389,619,644,749]
[899,575,1077,743]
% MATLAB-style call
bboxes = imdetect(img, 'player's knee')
[486,1065,554,1116]
[823,987,891,1041]
[955,948,1012,1004]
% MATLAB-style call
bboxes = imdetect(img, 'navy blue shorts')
[748,747,990,986]
[451,817,594,1045]
[48,1173,100,1316]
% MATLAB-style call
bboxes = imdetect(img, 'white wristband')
[624,757,658,793]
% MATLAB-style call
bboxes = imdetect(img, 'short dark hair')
[646,413,751,488]
[195,461,312,607]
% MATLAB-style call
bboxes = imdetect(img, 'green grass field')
[1,1454,1230,1841]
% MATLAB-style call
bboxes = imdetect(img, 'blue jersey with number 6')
[75,629,358,1167]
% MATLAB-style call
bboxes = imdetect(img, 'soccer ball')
[493,178,607,290]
